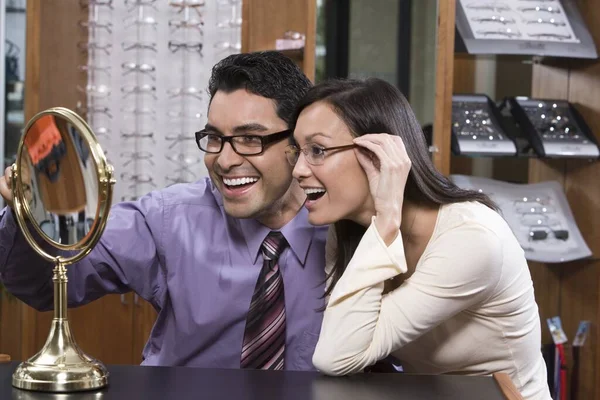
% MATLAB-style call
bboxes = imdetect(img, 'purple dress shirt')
[0,178,327,370]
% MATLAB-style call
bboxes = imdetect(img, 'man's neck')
[257,183,306,230]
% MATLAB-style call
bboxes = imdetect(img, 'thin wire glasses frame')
[195,129,292,155]
[285,143,357,166]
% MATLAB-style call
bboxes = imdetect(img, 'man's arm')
[0,191,167,312]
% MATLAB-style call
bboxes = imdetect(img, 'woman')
[286,78,550,400]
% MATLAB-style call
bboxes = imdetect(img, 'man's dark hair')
[208,51,312,126]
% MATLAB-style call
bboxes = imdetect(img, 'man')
[0,51,327,370]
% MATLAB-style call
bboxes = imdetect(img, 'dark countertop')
[1,361,509,400]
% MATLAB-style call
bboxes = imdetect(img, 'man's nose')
[216,142,244,171]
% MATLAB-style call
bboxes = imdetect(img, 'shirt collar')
[210,178,315,266]
[238,206,314,266]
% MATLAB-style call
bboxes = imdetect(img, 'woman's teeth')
[223,177,258,186]
[304,188,326,195]
[305,188,326,201]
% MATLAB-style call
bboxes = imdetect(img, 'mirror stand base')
[11,318,109,392]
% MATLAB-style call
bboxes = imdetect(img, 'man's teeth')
[304,188,326,195]
[223,177,258,186]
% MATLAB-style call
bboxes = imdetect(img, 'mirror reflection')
[18,113,98,246]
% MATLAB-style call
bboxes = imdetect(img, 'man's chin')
[223,202,259,219]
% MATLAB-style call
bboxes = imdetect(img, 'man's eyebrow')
[203,123,272,135]
[232,123,269,134]
[203,123,222,134]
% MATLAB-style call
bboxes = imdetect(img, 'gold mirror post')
[10,107,115,392]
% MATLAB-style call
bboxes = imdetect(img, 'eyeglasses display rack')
[455,0,597,58]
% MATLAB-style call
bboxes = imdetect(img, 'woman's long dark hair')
[292,78,498,298]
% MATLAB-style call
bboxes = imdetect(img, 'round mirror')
[12,107,114,262]
[10,107,115,392]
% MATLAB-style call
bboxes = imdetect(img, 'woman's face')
[292,101,373,226]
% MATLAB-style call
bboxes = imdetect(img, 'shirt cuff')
[0,207,18,276]
[328,216,408,306]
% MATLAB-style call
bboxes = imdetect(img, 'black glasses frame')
[195,129,292,155]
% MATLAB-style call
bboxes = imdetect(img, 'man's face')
[204,89,296,220]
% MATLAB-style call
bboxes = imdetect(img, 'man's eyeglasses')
[285,143,356,166]
[195,129,292,156]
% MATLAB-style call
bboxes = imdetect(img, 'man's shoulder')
[159,177,222,210]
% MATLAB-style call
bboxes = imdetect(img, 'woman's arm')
[312,218,503,376]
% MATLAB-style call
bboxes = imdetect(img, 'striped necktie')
[240,231,288,370]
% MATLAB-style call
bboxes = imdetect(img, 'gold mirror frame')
[10,107,115,392]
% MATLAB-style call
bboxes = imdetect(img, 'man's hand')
[0,166,15,210]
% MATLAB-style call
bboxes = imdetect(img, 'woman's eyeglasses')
[285,143,356,166]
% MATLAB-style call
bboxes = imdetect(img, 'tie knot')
[261,231,288,261]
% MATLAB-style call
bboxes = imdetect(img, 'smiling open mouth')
[222,177,259,189]
[305,188,326,201]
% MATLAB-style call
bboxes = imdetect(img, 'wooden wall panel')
[452,54,476,94]
[0,296,21,360]
[432,0,456,176]
[241,0,316,81]
[449,54,475,176]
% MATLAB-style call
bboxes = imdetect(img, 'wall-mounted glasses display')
[456,0,597,58]
[451,174,592,263]
[505,97,600,158]
[451,94,517,156]
[463,0,579,43]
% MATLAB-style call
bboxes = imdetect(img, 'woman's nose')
[292,151,312,180]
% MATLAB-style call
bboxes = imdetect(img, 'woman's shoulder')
[437,201,506,236]
[424,203,506,286]
[429,201,510,259]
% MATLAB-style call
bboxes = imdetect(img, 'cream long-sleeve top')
[313,201,551,400]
